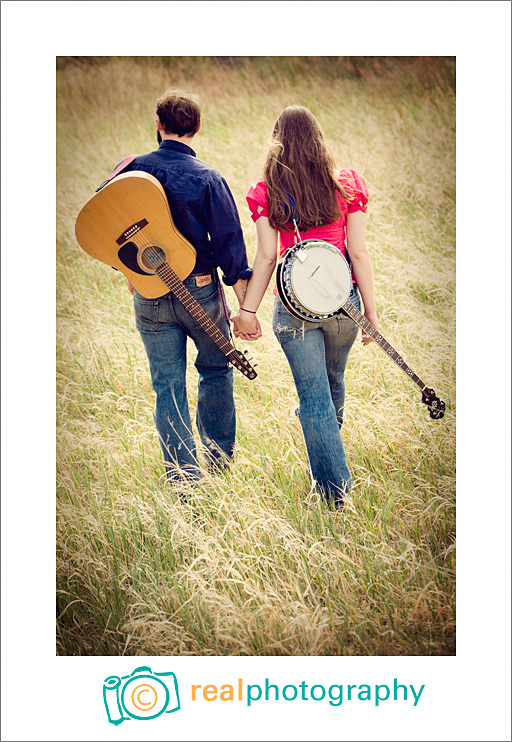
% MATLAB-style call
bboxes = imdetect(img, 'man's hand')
[127,278,134,296]
[231,311,262,341]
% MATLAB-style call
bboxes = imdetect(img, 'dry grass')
[57,57,455,656]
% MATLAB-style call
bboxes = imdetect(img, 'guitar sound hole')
[140,245,166,271]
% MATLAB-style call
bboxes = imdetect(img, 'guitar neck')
[155,263,257,380]
[342,299,426,391]
[156,263,235,356]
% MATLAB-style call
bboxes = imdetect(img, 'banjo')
[276,237,445,420]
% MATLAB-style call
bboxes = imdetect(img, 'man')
[121,88,257,486]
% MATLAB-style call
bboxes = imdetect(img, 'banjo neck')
[342,298,426,392]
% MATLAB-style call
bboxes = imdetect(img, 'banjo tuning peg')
[422,387,446,420]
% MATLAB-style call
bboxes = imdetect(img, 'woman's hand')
[361,310,379,345]
[231,311,262,341]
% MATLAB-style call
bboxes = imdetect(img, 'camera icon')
[103,666,180,724]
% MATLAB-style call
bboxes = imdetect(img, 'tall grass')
[57,57,455,656]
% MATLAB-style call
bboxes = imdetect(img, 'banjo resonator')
[277,240,353,321]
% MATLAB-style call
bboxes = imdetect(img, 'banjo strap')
[286,192,354,275]
[286,192,304,244]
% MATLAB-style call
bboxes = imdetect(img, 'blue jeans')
[134,275,235,483]
[272,285,360,507]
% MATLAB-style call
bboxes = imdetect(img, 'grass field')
[56,56,456,656]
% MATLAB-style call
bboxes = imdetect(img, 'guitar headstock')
[422,387,446,420]
[228,349,258,380]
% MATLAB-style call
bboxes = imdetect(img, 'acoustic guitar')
[75,171,257,380]
[277,238,445,419]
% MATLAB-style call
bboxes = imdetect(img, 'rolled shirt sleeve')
[203,176,252,286]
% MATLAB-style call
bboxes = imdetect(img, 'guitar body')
[75,171,196,298]
[75,171,257,380]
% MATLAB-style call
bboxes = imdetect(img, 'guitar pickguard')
[117,242,153,275]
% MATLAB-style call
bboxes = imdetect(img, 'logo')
[103,666,180,725]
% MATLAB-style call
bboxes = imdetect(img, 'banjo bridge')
[296,248,309,263]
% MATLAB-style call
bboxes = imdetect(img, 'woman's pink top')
[246,169,368,293]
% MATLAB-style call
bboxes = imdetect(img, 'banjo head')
[277,239,353,321]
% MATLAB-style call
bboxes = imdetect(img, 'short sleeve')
[339,170,369,214]
[246,179,269,222]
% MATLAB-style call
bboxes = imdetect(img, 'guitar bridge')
[116,219,148,245]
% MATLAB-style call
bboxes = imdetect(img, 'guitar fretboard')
[342,299,426,391]
[154,263,256,380]
[156,263,235,356]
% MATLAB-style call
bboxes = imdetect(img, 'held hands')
[231,310,262,341]
[361,310,379,346]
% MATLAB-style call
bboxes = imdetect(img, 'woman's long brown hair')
[263,106,348,231]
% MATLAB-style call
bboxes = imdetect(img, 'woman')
[232,106,379,508]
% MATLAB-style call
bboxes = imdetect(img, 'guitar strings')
[130,233,167,271]
[127,233,250,367]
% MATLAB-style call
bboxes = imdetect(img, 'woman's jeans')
[273,285,360,507]
[133,275,235,483]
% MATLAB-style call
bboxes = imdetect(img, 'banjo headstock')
[421,387,446,419]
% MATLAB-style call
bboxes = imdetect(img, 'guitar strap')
[216,268,239,345]
[95,155,139,192]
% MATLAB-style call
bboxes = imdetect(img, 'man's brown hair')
[156,89,201,137]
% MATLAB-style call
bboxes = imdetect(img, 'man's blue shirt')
[125,139,252,286]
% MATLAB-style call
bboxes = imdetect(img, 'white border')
[1,2,511,740]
